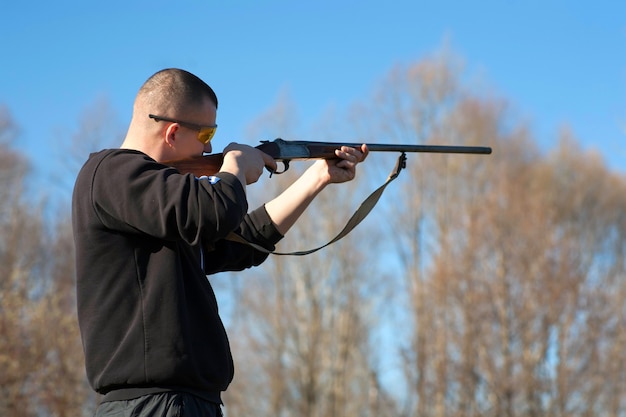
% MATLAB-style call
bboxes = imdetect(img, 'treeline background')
[2,54,625,417]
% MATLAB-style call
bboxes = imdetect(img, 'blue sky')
[2,0,625,196]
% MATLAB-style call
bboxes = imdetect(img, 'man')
[72,68,368,416]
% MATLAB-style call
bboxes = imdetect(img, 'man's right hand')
[220,143,277,187]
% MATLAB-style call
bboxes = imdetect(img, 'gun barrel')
[364,143,492,155]
[267,139,493,158]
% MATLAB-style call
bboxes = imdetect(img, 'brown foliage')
[378,58,626,417]
[0,112,91,417]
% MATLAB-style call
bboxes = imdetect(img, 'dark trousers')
[94,392,223,417]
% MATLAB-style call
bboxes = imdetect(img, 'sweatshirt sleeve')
[202,204,284,274]
[90,150,248,246]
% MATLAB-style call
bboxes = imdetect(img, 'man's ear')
[164,123,179,148]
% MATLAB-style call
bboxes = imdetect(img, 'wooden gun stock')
[164,153,225,177]
[163,141,280,177]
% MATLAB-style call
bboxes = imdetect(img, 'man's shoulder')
[79,149,156,176]
[87,148,151,165]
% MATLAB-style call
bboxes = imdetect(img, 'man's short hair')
[137,68,218,115]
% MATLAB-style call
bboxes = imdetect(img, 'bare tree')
[220,95,398,417]
[0,103,114,417]
[0,108,45,417]
[369,54,626,417]
[30,214,94,417]
[54,95,123,197]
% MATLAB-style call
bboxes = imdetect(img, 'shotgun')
[166,138,492,177]
[166,138,492,255]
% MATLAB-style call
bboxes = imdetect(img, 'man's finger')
[260,150,278,172]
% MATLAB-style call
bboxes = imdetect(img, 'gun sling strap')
[225,152,407,256]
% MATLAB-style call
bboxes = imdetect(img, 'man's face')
[172,98,217,158]
[152,97,217,160]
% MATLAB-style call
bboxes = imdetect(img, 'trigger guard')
[268,161,290,177]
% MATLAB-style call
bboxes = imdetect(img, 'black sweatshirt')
[72,149,283,404]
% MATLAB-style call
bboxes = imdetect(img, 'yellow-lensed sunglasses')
[149,114,217,145]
